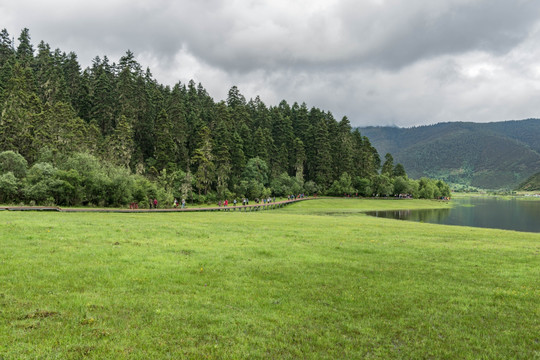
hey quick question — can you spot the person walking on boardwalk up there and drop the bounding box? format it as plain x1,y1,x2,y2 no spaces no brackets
181,198,186,209
233,199,237,206
153,198,158,209
224,199,228,206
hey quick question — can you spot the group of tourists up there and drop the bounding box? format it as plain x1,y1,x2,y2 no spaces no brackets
287,194,306,200
146,194,308,210
173,198,187,209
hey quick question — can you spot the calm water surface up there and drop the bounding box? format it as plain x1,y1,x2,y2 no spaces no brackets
366,197,540,233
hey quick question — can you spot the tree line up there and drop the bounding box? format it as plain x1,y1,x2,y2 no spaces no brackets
0,28,450,207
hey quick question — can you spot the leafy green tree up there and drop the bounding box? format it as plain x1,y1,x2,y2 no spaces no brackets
373,174,394,196
436,180,451,197
354,177,372,197
303,180,318,196
0,172,18,203
23,162,56,204
270,172,302,197
50,169,83,206
327,172,354,196
393,176,412,195
0,150,27,178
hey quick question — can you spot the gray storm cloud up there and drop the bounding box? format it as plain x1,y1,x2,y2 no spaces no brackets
2,0,540,126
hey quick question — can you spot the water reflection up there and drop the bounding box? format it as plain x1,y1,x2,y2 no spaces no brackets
366,198,540,233
368,208,451,223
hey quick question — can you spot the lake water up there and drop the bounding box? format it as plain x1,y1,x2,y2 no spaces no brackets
366,197,540,233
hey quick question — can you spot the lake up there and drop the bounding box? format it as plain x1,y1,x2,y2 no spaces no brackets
366,197,540,233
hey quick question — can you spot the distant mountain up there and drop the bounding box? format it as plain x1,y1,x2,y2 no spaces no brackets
518,172,540,191
358,119,540,189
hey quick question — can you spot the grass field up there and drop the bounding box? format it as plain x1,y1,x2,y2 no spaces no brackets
0,199,538,359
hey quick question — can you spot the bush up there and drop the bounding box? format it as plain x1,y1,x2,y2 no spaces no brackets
327,173,354,196
23,162,57,204
270,173,303,197
0,151,27,179
0,172,18,203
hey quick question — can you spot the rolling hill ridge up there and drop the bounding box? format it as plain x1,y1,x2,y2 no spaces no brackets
358,119,540,189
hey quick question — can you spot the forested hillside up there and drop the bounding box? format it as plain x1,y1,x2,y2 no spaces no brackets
359,120,540,189
518,172,540,191
0,28,449,206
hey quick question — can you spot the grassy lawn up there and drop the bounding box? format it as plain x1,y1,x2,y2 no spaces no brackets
0,199,538,359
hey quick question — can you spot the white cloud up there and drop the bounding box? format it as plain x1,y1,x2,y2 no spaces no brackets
2,0,540,127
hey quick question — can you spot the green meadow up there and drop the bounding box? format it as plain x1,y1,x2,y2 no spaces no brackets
0,199,538,359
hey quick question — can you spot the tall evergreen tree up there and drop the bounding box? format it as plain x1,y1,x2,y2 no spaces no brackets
154,109,176,171
381,153,394,177
313,118,333,188
0,28,15,67
293,137,306,182
90,70,115,134
167,83,189,170
191,125,215,195
16,28,33,66
107,114,134,168
0,62,41,160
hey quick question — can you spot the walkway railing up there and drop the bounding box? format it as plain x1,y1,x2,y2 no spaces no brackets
0,197,313,213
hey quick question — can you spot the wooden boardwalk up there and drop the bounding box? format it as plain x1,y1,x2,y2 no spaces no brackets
0,198,312,213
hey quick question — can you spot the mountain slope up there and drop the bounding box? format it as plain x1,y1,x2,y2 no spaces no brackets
518,172,540,191
359,119,540,189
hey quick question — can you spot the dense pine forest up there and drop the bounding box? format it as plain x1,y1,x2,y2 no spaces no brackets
0,28,449,207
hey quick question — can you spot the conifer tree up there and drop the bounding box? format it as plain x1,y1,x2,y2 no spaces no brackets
229,130,246,181
0,62,41,161
382,153,394,177
168,83,189,169
154,109,176,171
107,114,134,168
293,137,306,182
191,125,215,195
0,28,14,68
313,118,333,188
90,70,115,134
16,28,34,67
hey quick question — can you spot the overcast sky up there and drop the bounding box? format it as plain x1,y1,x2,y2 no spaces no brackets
3,0,540,127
